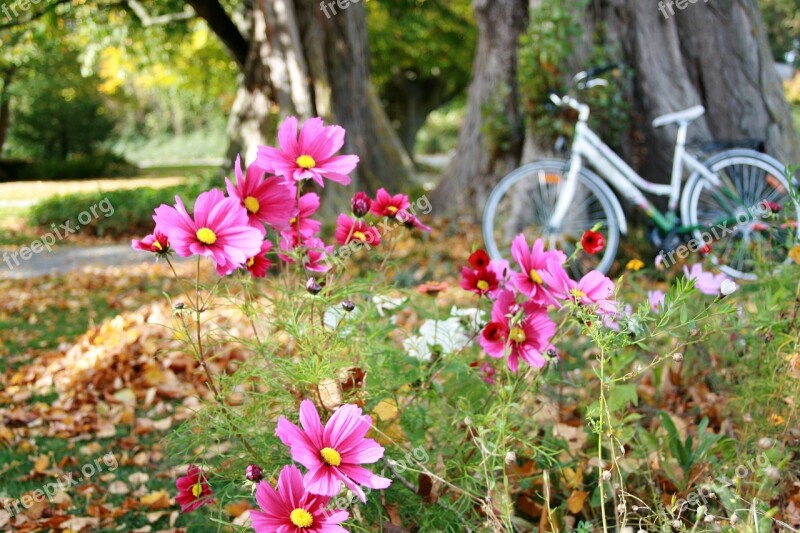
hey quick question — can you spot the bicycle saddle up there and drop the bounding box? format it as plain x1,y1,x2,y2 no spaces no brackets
652,105,705,128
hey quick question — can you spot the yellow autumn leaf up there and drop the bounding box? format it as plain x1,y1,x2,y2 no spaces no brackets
789,245,800,265
33,455,49,473
566,490,589,513
140,490,171,510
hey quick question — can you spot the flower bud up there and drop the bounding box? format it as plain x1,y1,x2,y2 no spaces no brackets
342,300,355,312
245,463,263,482
306,277,322,295
351,192,372,218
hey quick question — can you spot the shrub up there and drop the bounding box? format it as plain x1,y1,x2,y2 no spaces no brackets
28,176,214,238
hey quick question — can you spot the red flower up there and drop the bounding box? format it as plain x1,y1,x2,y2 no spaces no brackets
460,267,498,296
351,192,372,218
175,465,213,513
700,243,711,255
245,241,273,278
335,214,381,246
370,188,410,218
468,249,490,269
767,201,782,213
131,231,170,254
581,230,605,255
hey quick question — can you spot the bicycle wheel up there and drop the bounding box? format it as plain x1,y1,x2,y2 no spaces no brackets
482,160,622,278
681,149,799,280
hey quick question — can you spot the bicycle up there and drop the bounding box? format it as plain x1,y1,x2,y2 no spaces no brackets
482,65,799,280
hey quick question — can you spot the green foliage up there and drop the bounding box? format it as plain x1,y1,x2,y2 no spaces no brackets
759,0,800,63
26,152,137,180
517,1,630,151
367,0,475,100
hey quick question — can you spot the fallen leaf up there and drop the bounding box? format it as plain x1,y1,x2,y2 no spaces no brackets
566,490,589,513
139,490,171,510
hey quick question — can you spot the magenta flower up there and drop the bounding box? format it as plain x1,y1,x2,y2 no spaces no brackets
370,188,410,218
683,264,730,296
285,192,322,240
153,189,264,276
225,155,297,235
397,210,432,233
510,234,566,305
351,192,372,218
478,290,557,372
250,465,349,533
246,241,273,278
276,400,391,502
257,117,359,187
175,465,213,513
335,214,381,247
131,230,169,254
303,237,334,273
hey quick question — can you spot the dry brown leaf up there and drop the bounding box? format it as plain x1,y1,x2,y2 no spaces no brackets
139,490,171,510
566,490,589,514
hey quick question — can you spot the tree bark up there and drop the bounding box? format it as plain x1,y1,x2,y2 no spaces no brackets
203,0,412,194
431,0,529,215
583,0,799,180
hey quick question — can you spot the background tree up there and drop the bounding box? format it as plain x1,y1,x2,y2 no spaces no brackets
431,0,529,213
436,0,800,215
367,0,475,155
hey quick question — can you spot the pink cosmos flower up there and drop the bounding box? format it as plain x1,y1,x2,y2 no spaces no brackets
335,214,381,247
683,264,730,296
303,237,335,273
175,465,213,513
257,117,359,187
470,361,496,385
225,155,297,235
648,289,666,312
153,189,264,276
246,241,273,278
276,400,391,502
284,192,322,240
351,192,372,218
478,290,557,372
397,210,432,233
370,188,410,218
132,230,169,254
510,234,567,305
250,465,349,533
546,269,618,315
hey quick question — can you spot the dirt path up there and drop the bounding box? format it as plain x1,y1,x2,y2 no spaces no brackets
0,244,161,279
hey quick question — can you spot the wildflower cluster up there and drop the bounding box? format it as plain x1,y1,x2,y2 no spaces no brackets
133,116,432,532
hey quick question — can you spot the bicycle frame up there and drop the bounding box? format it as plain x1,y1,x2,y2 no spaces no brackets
548,113,723,234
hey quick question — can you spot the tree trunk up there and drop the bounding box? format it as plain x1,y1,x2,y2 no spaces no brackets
431,0,529,215
216,0,412,194
583,0,799,181
438,0,799,216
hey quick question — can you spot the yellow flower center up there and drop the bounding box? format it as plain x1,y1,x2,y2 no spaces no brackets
509,327,526,343
290,508,314,528
191,482,203,498
320,447,342,467
570,288,587,299
476,280,489,291
296,155,316,169
387,206,398,214
247,257,255,267
244,196,260,214
529,269,543,284
153,241,162,251
290,217,297,225
196,227,217,245
353,231,367,242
